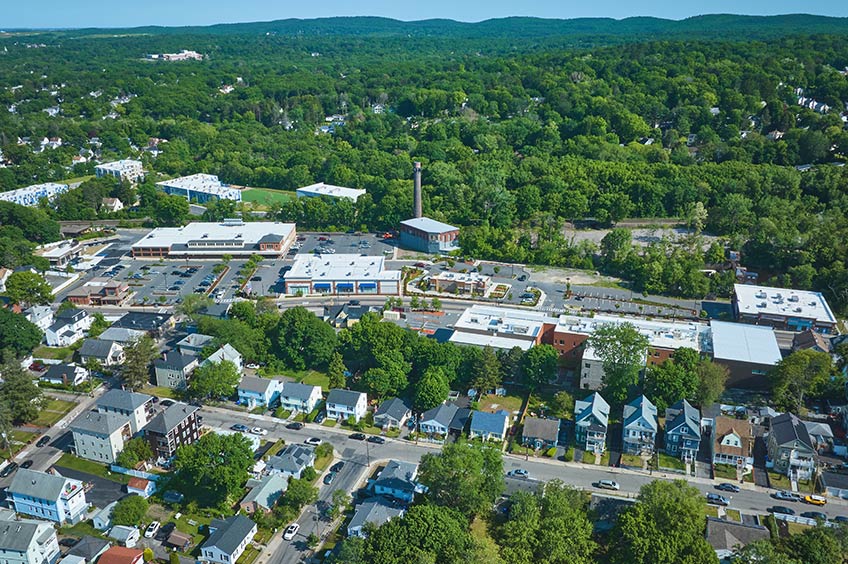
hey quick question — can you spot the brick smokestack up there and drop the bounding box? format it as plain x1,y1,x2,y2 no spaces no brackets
413,161,423,218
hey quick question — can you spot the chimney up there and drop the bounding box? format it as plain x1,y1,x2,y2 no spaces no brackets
413,162,423,218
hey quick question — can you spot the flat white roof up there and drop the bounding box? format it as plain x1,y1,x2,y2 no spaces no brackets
157,174,241,200
132,221,295,252
36,240,82,259
448,331,534,351
95,159,142,172
710,320,782,366
431,271,491,283
0,183,69,205
453,305,556,341
555,313,711,352
284,254,400,283
296,182,365,202
400,216,458,234
734,284,836,324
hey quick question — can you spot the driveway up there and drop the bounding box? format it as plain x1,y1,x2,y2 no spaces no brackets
51,466,128,508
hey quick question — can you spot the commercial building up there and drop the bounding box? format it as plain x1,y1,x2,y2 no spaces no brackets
732,284,837,333
131,220,295,259
428,271,491,295
0,183,69,207
157,174,241,203
710,321,782,389
295,182,365,202
399,217,459,254
66,278,131,306
35,240,83,268
8,469,88,525
283,254,401,296
95,160,144,183
70,411,132,464
449,305,557,351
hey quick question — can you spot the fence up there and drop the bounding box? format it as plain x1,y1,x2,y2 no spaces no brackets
773,512,836,528
109,465,161,481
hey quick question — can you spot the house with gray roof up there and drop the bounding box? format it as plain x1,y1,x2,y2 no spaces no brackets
202,343,243,373
277,382,322,414
79,339,124,366
705,517,770,562
347,498,405,538
153,351,198,389
522,416,561,450
96,327,146,346
767,412,817,480
326,389,367,422
112,312,173,337
92,501,117,531
469,410,510,442
574,392,609,454
71,411,132,463
24,305,53,332
0,510,60,564
237,376,284,409
96,389,154,433
664,399,701,460
419,403,459,436
200,515,256,564
622,395,658,456
45,309,91,347
267,444,315,479
373,460,423,502
176,333,215,356
67,536,110,562
8,469,88,524
143,403,200,460
373,397,411,430
40,363,88,387
239,474,287,515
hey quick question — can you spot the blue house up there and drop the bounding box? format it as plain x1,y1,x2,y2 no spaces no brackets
574,392,609,454
622,395,658,456
373,460,424,502
664,399,701,460
237,376,284,409
469,410,510,442
8,469,88,524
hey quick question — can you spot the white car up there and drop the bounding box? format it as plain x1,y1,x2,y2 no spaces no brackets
304,437,322,446
283,523,300,541
245,363,259,370
144,521,160,538
596,480,620,491
250,427,268,436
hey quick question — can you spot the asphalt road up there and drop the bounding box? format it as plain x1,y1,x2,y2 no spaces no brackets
200,406,848,564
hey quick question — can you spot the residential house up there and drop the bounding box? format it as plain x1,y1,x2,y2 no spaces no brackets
705,517,770,563
101,198,124,213
574,393,610,455
239,474,287,515
326,389,367,422
791,329,833,354
373,460,422,503
449,407,472,435
346,498,405,539
199,516,257,564
79,339,124,367
66,536,110,562
111,312,174,338
126,478,155,499
0,268,11,293
96,327,146,346
803,420,834,453
0,510,60,564
24,305,53,332
521,417,560,451
589,494,637,533
469,410,510,442
40,364,88,386
70,411,132,464
105,528,139,550
237,376,284,409
267,444,315,479
45,309,91,347
322,303,375,328
176,333,215,356
202,344,243,373
153,351,198,389
165,531,193,552
419,403,459,436
713,416,754,467
92,502,116,531
277,382,323,415
373,398,412,430
767,412,817,480
8,468,88,524
144,402,200,460
621,395,658,456
664,400,701,460
96,389,154,434
97,547,142,564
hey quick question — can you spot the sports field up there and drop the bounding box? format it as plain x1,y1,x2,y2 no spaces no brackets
241,187,295,207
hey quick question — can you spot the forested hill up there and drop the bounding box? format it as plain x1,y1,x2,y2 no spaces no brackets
27,14,848,42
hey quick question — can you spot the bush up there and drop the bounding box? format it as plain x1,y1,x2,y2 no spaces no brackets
545,447,557,457
301,467,318,482
315,442,334,459
562,448,574,462
143,548,154,562
112,494,148,526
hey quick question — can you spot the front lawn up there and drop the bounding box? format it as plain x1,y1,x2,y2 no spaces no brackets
60,521,104,539
768,472,813,493
321,419,337,427
705,505,719,518
657,453,686,471
143,385,179,399
314,452,333,472
725,509,742,522
236,546,260,564
0,430,38,459
33,345,74,361
713,464,739,481
582,450,610,466
32,399,77,427
55,453,130,484
620,453,647,468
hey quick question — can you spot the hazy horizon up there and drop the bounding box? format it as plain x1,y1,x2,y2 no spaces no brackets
3,1,848,30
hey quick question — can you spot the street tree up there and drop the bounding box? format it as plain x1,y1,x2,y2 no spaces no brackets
121,335,156,390
3,271,53,306
587,323,649,406
282,477,319,510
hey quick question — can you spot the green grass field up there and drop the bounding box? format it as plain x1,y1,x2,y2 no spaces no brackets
242,188,295,207
55,453,130,484
32,399,77,427
33,345,75,361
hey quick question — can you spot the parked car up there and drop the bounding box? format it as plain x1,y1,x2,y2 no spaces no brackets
144,522,160,539
507,469,529,478
58,538,78,547
250,427,268,436
518,274,528,281
20,460,33,469
770,506,796,515
803,495,827,506
231,424,249,432
706,493,730,506
331,461,345,473
161,400,175,408
367,436,386,444
800,511,827,520
313,412,326,424
834,516,848,524
323,472,336,485
286,422,304,430
773,490,801,502
595,480,619,491
36,435,50,447
0,463,17,477
715,483,740,493
349,433,366,441
283,524,299,541
304,437,322,446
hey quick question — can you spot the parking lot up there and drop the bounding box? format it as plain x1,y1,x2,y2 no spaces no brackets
97,260,238,306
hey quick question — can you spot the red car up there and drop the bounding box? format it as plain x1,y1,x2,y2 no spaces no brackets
318,236,328,241
29,361,46,372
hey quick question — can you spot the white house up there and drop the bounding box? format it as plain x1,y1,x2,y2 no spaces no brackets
277,382,323,414
468,410,510,442
24,305,53,332
8,469,88,524
92,501,117,531
373,460,423,502
237,376,285,409
326,389,368,422
0,509,60,564
45,309,91,347
70,411,132,464
79,339,125,367
199,516,257,564
40,364,89,386
266,445,315,479
202,343,243,372
96,389,154,434
107,526,139,549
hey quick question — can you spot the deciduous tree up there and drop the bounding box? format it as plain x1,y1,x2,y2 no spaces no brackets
121,335,156,391
588,323,649,406
4,271,53,306
175,432,253,506
188,359,240,400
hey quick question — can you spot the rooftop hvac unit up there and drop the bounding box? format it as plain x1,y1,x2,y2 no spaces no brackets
788,295,799,302
757,302,767,308
794,307,803,313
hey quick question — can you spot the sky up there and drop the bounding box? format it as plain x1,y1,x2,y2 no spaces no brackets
3,0,848,29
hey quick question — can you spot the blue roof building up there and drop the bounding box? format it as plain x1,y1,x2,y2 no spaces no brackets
469,410,510,442
399,217,459,254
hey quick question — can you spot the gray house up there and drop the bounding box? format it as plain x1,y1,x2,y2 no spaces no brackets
622,395,658,456
71,411,132,464
574,392,609,454
373,398,412,430
267,444,315,478
373,460,423,502
176,333,215,356
96,389,154,434
347,498,405,539
767,412,817,480
79,339,124,367
419,403,459,436
153,351,198,389
522,417,561,450
664,399,701,460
